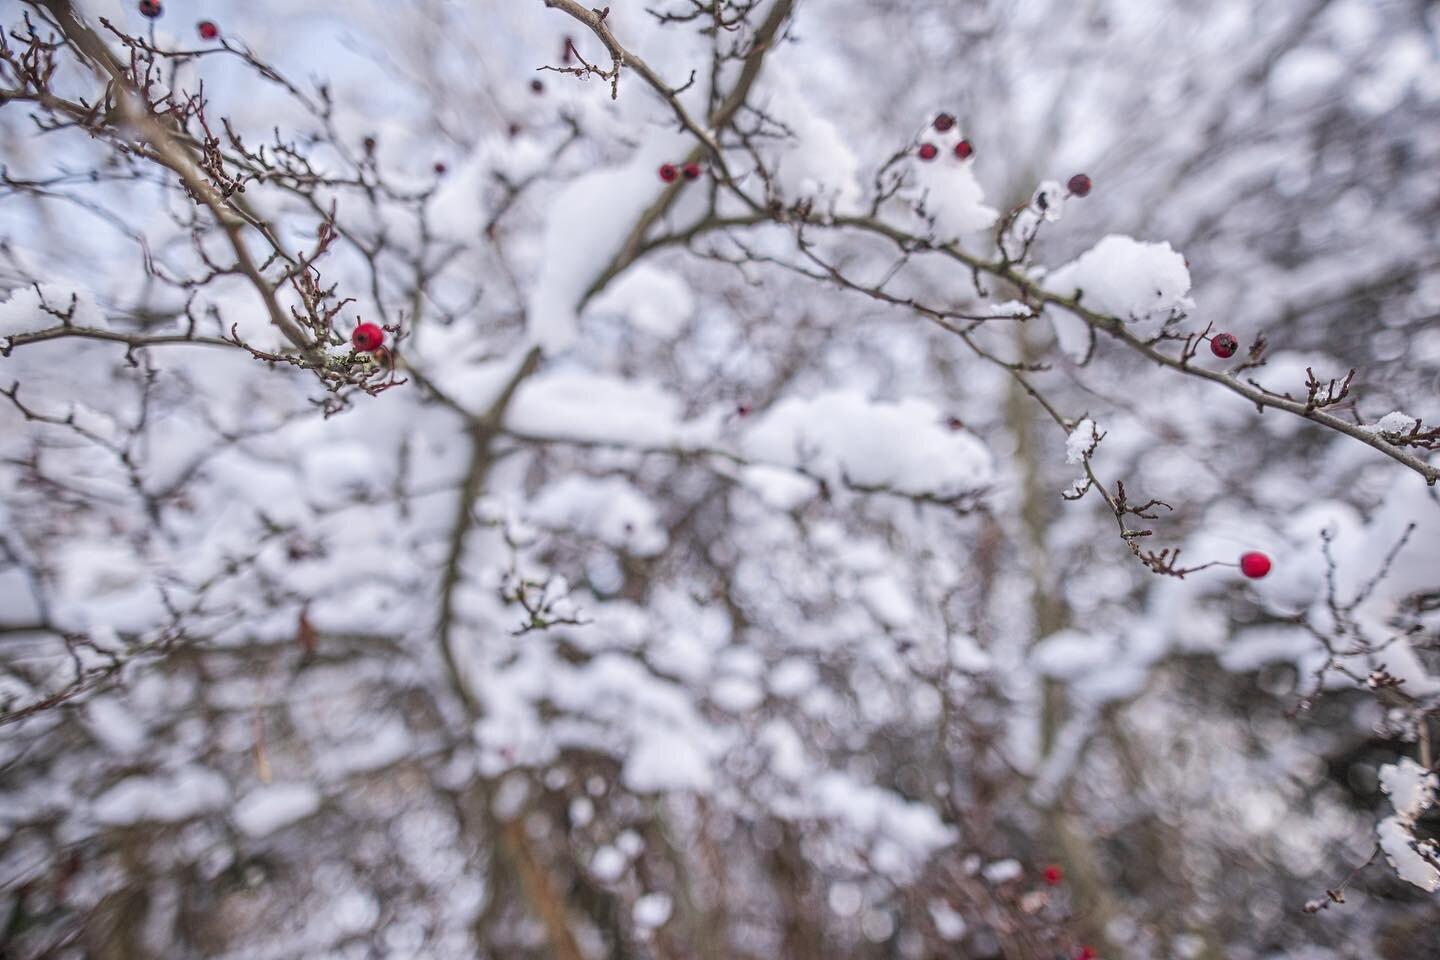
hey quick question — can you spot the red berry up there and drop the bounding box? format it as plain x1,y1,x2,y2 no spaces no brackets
1079,949,1097,960
933,113,956,132
1044,865,1063,886
138,0,162,18
1239,551,1272,579
433,162,447,175
530,78,545,94
352,322,384,353
945,416,964,431
736,403,753,418
197,20,219,40
1067,173,1092,197
918,143,939,161
1210,333,1238,358
954,139,974,160
682,162,702,181
658,163,679,183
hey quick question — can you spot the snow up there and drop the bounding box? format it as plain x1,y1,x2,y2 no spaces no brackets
981,859,1023,884
92,767,229,825
1065,418,1100,464
753,63,863,212
623,728,714,794
1377,815,1440,892
232,782,322,838
1031,629,1112,678
84,696,148,754
1270,48,1348,101
929,900,967,940
860,573,916,627
507,372,686,448
1366,411,1419,436
769,658,818,697
711,675,764,712
903,122,998,238
585,264,696,338
807,772,955,877
633,892,673,929
527,131,695,353
591,846,628,882
1044,235,1195,360
0,282,107,339
741,390,992,499
528,475,668,557
1379,757,1436,822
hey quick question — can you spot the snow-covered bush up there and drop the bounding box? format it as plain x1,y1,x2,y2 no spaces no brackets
1,0,1437,957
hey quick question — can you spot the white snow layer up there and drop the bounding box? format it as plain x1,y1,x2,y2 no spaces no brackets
1379,757,1436,822
1367,411,1419,436
1065,418,1100,464
1044,235,1194,361
905,124,998,238
1378,815,1440,892
1375,754,1437,890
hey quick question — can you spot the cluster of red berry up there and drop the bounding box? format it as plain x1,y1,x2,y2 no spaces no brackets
917,114,975,162
659,162,704,184
918,114,1092,200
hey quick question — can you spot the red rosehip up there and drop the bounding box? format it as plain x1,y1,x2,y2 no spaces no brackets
1239,551,1272,579
682,162,702,181
954,139,974,160
1210,333,1238,358
918,143,939,161
433,162,447,175
197,20,219,40
658,163,679,183
1044,865,1063,886
945,416,964,431
1079,949,1097,960
352,322,384,353
530,78,545,94
138,0,162,18
1067,173,1092,197
933,113,956,132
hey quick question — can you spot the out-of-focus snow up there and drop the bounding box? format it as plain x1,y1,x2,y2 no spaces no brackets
752,63,863,212
93,767,229,825
586,264,696,338
527,130,695,353
529,476,668,557
633,892,673,929
233,782,322,838
741,390,992,499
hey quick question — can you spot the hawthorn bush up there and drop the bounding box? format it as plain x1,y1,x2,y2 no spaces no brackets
1,1,1437,958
